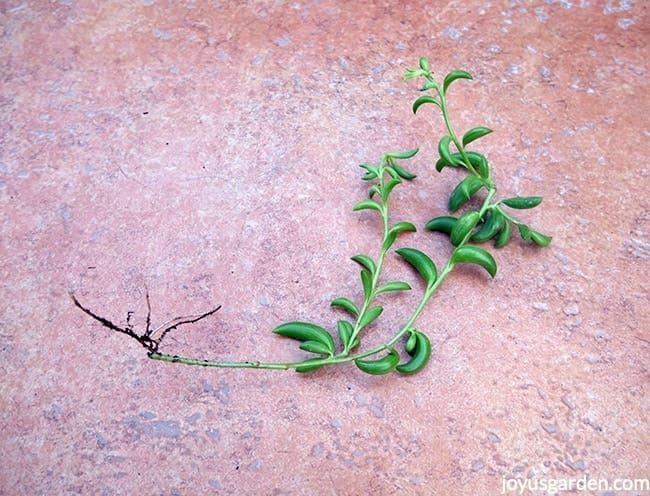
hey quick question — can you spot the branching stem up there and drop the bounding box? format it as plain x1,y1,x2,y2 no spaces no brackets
72,57,550,376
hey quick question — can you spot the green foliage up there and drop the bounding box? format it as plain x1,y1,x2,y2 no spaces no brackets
355,348,400,375
396,330,432,375
79,57,551,377
268,57,550,375
273,322,336,357
451,245,497,278
396,248,438,288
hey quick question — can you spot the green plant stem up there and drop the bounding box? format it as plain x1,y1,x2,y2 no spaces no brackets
341,186,497,360
150,74,500,372
348,228,390,347
494,204,525,228
148,183,497,371
347,75,502,360
344,159,391,355
149,156,402,370
76,58,550,376
426,76,480,178
149,353,292,369
149,340,394,369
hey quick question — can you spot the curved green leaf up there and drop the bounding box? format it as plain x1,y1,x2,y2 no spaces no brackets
273,322,336,353
383,221,417,251
530,231,552,247
396,247,438,287
462,126,493,147
518,224,552,246
435,156,460,173
405,330,418,354
421,79,436,91
443,69,473,94
359,163,379,180
337,320,353,347
351,254,376,275
425,215,457,234
435,151,489,177
449,176,485,212
403,68,425,82
438,135,458,166
360,269,373,300
471,209,505,242
390,162,417,180
358,305,383,330
368,185,381,199
376,281,411,294
451,245,497,278
355,348,400,375
299,340,333,356
412,95,441,114
396,330,432,375
330,297,359,317
390,221,417,237
353,200,381,213
386,148,419,160
502,196,543,209
385,166,400,180
450,211,481,246
494,220,512,248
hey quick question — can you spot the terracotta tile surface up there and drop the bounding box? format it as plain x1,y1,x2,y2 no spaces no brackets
1,1,648,495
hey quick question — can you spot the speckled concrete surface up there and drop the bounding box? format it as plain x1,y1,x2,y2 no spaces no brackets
1,1,648,495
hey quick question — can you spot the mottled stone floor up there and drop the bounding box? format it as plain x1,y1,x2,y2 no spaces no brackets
1,1,648,495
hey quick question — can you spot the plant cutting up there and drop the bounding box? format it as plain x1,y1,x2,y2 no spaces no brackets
72,57,551,376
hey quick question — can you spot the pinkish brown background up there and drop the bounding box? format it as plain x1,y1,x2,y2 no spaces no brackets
1,1,648,495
